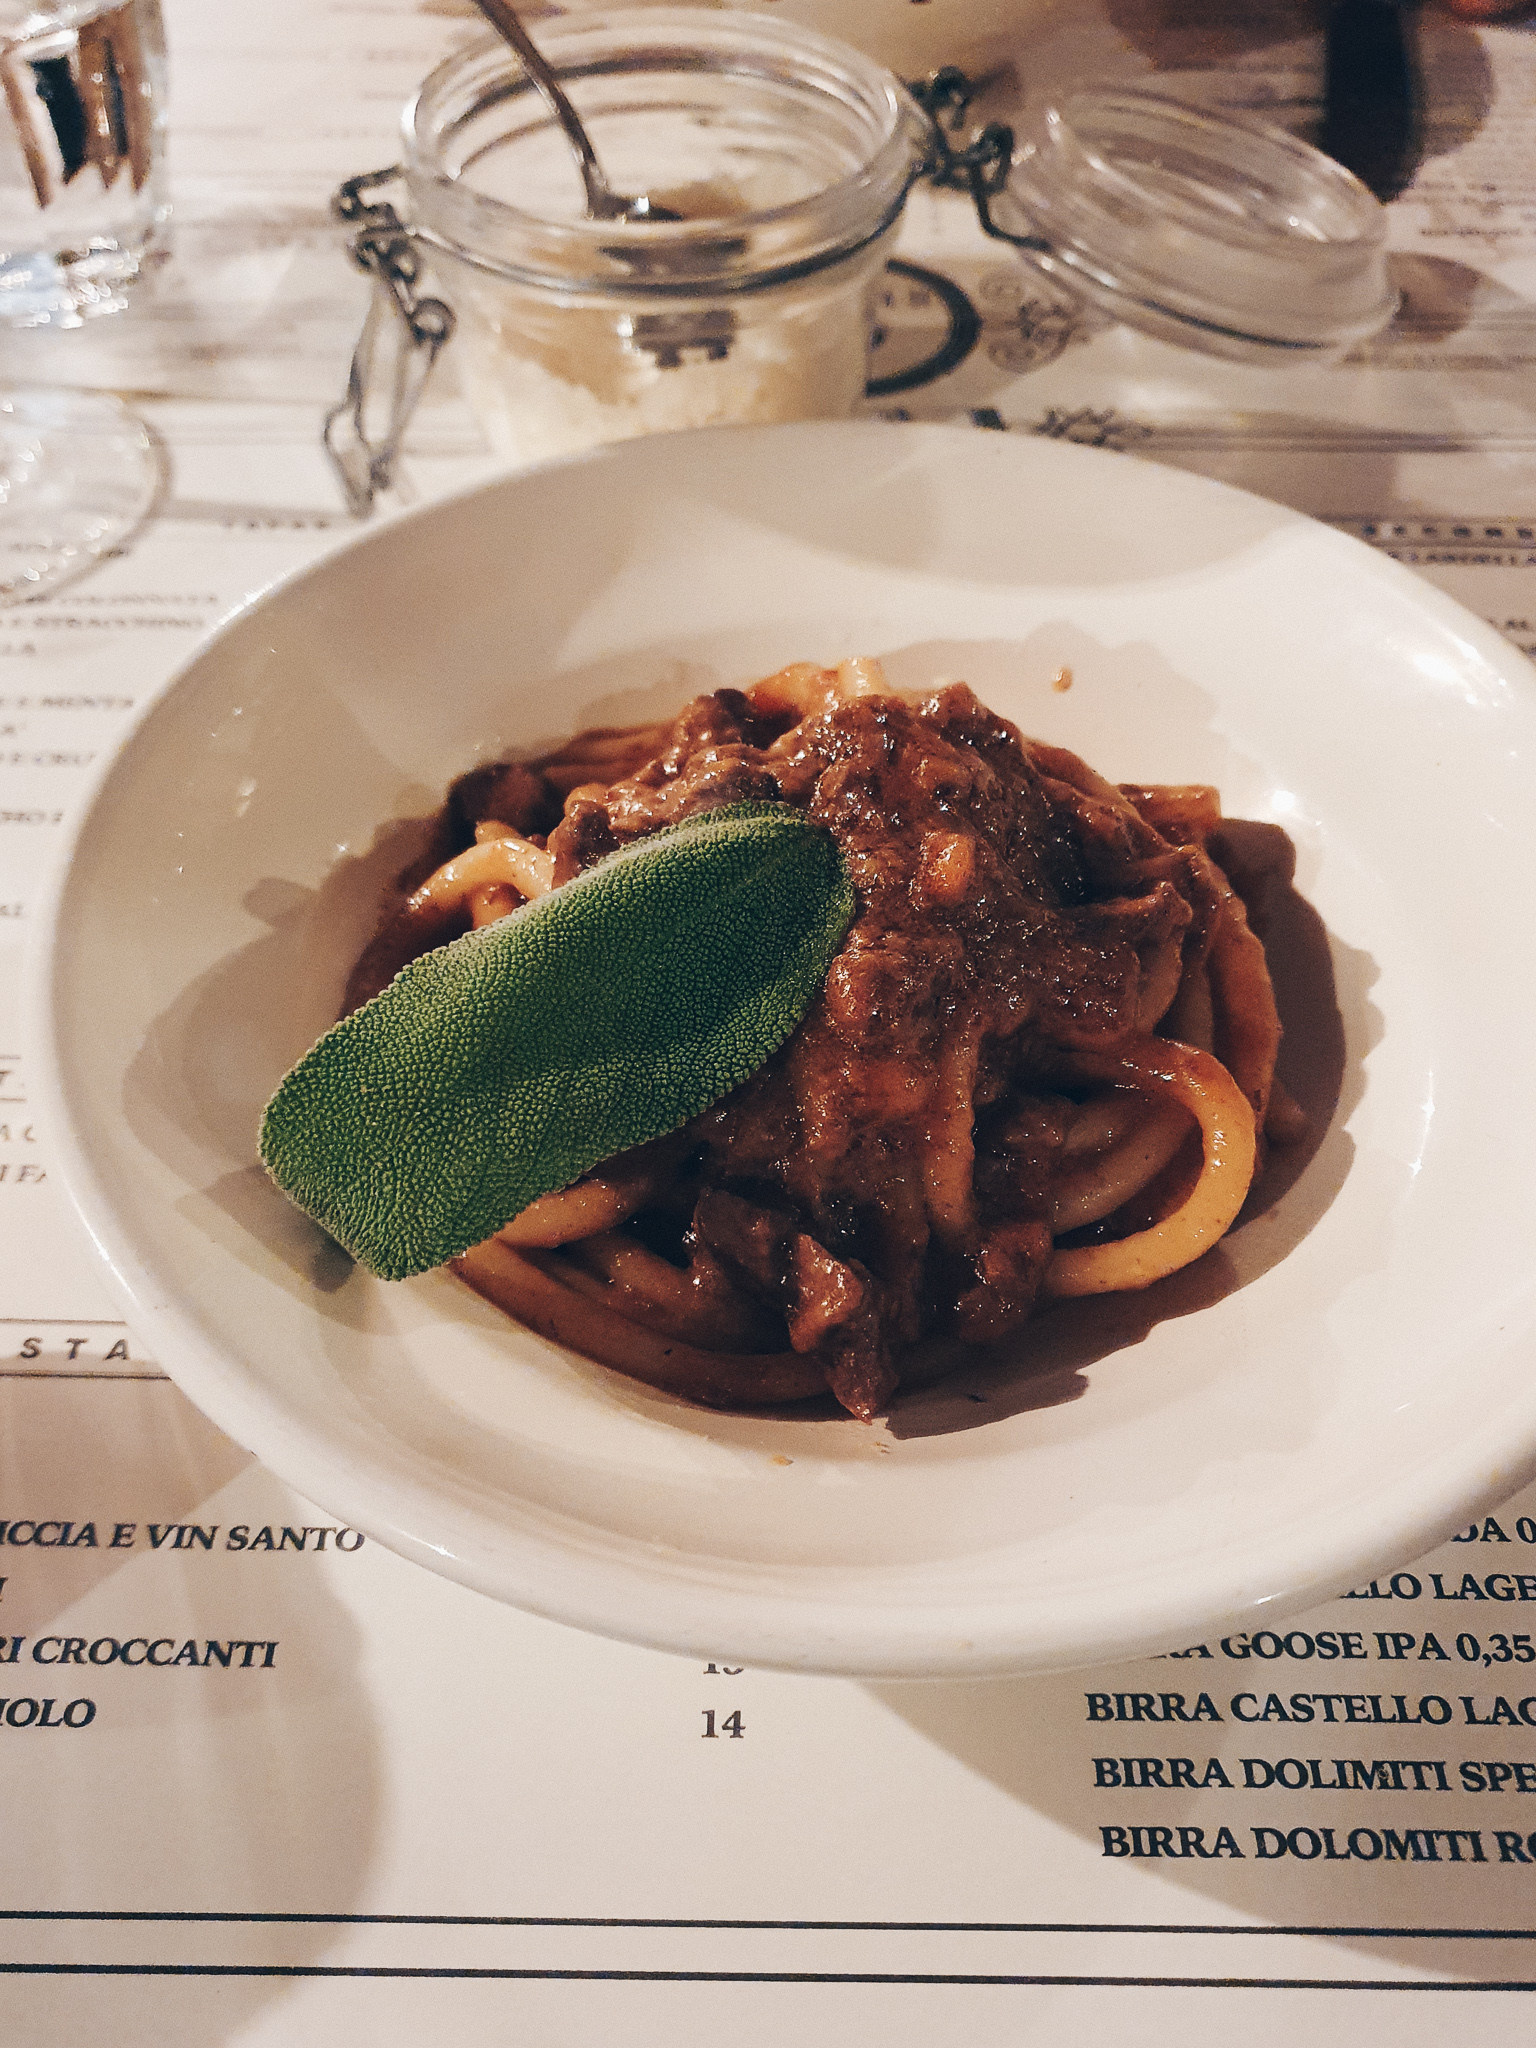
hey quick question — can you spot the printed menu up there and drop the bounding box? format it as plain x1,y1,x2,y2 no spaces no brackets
3,0,1536,2037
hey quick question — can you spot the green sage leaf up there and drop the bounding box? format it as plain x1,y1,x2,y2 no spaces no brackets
259,801,854,1280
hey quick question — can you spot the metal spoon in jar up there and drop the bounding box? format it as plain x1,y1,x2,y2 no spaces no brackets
468,0,683,223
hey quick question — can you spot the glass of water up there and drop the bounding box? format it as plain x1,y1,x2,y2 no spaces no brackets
0,0,168,325
0,0,166,598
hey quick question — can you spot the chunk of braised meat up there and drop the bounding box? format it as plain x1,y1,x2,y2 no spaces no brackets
546,797,618,883
693,1190,896,1420
596,696,786,839
1026,739,1225,974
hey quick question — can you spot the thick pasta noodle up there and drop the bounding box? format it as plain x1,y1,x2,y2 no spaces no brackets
347,662,1299,1420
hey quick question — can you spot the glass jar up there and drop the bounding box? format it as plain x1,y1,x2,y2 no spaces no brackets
400,8,929,466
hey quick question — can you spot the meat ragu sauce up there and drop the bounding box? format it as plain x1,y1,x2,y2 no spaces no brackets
347,664,1289,1420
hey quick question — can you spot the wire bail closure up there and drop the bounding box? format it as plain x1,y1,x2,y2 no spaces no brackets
324,168,457,518
909,67,1038,249
323,75,1016,516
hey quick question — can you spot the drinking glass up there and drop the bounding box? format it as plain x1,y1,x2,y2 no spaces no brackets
0,0,167,599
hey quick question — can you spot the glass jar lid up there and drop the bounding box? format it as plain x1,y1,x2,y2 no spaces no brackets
985,83,1396,362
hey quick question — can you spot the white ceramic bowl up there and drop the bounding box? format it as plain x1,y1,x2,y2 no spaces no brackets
30,422,1536,1676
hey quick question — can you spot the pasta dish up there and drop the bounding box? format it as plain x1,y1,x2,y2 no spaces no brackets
344,660,1299,1420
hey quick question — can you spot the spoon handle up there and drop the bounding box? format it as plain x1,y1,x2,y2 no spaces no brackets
468,0,623,219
